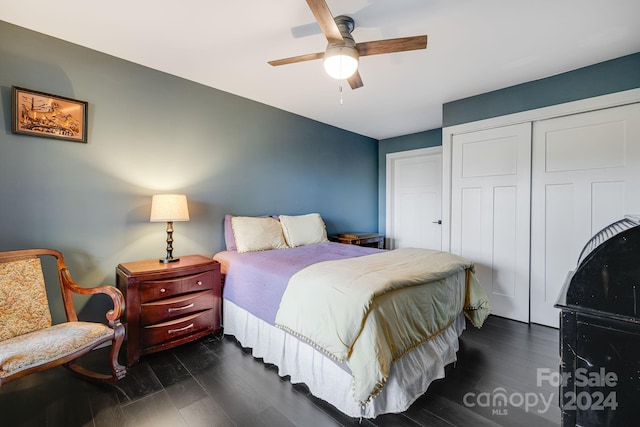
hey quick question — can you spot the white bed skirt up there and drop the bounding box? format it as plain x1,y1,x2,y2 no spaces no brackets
222,299,466,418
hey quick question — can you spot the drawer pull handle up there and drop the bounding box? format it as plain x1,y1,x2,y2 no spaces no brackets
168,303,194,313
196,280,203,286
160,288,166,293
168,323,194,334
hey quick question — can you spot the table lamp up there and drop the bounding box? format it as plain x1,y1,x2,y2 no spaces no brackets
150,194,190,263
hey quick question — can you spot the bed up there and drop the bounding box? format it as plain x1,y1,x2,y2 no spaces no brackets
213,213,489,418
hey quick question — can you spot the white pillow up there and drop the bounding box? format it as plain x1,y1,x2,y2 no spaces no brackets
279,213,329,247
231,216,289,253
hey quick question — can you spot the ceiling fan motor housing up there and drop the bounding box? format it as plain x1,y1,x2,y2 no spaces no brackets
324,15,359,79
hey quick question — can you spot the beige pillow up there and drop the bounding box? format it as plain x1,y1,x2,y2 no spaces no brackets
279,213,329,247
231,216,289,253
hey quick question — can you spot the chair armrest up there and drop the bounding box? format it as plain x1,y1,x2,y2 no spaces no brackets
60,268,125,325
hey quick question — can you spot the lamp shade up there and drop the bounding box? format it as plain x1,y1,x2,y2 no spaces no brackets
150,194,190,222
323,44,359,80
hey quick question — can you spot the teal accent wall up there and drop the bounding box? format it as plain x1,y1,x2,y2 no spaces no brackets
0,21,377,322
377,129,442,233
443,52,640,127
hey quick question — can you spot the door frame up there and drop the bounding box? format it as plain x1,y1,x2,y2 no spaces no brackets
442,88,640,252
386,146,443,250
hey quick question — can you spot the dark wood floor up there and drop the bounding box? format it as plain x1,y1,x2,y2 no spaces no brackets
0,315,560,427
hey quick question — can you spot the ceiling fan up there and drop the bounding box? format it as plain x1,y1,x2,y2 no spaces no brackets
268,0,428,90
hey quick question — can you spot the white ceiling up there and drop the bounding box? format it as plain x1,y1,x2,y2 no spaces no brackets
2,0,640,140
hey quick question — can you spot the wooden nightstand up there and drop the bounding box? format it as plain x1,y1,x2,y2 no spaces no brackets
116,255,221,366
329,233,385,249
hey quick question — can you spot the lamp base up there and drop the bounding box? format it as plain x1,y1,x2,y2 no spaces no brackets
159,221,180,264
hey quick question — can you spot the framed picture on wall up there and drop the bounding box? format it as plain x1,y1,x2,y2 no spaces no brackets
11,86,88,143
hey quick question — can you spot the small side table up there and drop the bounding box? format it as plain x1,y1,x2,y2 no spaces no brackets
116,255,221,366
329,233,385,249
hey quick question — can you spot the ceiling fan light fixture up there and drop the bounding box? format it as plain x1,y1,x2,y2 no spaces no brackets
323,44,359,80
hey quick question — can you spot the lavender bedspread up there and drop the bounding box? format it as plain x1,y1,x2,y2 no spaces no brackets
213,242,381,325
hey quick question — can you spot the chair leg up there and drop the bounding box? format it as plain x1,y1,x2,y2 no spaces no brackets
109,323,127,380
65,324,127,383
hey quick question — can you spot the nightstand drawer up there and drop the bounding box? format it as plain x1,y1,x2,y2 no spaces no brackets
142,309,214,348
140,277,181,302
182,270,215,294
140,270,214,303
140,290,215,325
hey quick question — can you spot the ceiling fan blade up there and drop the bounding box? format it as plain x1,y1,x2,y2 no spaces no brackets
305,0,344,44
268,52,324,67
347,70,364,90
356,35,428,57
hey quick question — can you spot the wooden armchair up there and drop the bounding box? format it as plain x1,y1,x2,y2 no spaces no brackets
0,249,126,385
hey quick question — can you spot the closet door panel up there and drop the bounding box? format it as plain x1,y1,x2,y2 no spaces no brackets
543,183,579,321
493,186,518,298
459,187,487,285
451,123,532,323
591,181,625,230
531,103,640,327
545,120,626,172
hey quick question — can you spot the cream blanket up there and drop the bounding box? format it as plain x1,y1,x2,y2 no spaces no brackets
274,248,490,405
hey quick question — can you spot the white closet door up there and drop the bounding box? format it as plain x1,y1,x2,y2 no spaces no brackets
531,103,640,328
386,147,442,250
451,123,532,323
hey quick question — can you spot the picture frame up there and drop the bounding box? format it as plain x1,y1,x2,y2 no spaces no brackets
11,86,88,143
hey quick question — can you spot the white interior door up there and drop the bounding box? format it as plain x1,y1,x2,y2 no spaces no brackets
450,123,532,323
530,102,640,328
386,147,442,250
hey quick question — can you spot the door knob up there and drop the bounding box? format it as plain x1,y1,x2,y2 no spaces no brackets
432,220,442,225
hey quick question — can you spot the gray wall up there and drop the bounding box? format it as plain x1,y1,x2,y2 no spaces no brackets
0,21,378,322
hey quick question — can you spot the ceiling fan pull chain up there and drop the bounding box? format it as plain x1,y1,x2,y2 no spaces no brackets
339,80,344,105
